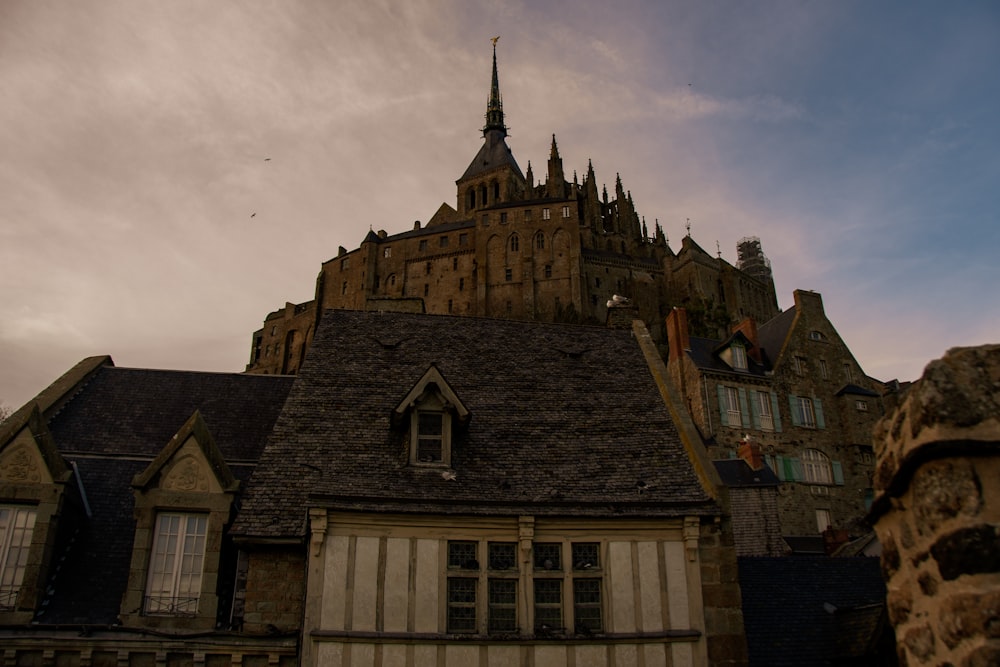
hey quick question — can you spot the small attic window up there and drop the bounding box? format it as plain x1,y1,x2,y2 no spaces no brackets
809,331,826,341
731,343,748,371
395,366,470,468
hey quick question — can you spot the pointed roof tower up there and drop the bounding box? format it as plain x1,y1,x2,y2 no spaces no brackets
458,38,524,189
484,37,507,137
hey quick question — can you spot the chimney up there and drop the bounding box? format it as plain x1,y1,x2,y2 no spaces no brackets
737,435,764,471
605,301,639,329
665,308,690,361
732,317,761,363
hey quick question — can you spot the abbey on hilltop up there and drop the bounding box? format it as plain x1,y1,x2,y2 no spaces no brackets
245,43,780,376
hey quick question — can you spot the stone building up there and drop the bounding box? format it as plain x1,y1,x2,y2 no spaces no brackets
871,345,1000,667
1,311,749,667
0,358,298,665
666,289,884,539
245,44,779,376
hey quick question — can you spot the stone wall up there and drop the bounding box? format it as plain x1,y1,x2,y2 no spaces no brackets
243,548,305,634
871,345,1000,667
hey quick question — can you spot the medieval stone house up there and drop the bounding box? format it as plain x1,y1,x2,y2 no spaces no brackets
245,45,779,377
1,311,749,666
665,289,883,541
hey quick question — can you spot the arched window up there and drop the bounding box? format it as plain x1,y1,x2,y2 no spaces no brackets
467,188,476,210
493,181,500,201
802,449,832,484
510,235,520,252
535,232,545,250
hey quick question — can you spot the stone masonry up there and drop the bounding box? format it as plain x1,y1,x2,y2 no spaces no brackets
871,345,1000,667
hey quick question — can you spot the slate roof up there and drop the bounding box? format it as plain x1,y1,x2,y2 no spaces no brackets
36,366,294,624
234,310,719,539
712,459,780,487
685,336,770,377
738,557,888,667
460,133,524,181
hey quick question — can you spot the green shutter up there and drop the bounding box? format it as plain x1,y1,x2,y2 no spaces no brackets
765,454,776,472
789,395,802,426
717,385,728,426
774,456,786,481
790,458,803,482
737,388,751,428
770,391,783,432
782,456,796,481
832,461,844,485
814,398,826,429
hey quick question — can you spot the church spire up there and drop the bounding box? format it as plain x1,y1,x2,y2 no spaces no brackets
483,37,507,137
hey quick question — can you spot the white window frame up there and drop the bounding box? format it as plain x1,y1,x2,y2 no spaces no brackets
542,208,551,220
0,506,36,611
856,400,868,412
801,449,832,484
561,206,570,218
414,408,447,464
755,391,774,431
724,387,742,425
816,509,832,534
731,344,747,371
796,397,816,428
144,512,208,616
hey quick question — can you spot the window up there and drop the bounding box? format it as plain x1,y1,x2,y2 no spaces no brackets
542,208,551,220
754,391,775,430
440,236,449,248
488,579,517,632
809,331,825,341
534,543,561,571
789,395,823,429
453,257,458,271
416,411,443,462
731,344,747,370
843,363,854,382
423,284,429,297
425,262,431,276
500,212,508,224
536,232,545,250
459,277,465,291
505,268,512,281
384,247,391,258
718,386,750,428
419,240,428,251
573,579,602,632
482,214,489,226
341,282,347,295
0,506,36,611
524,209,532,221
544,265,552,279
448,299,453,313
145,513,207,616
341,258,350,270
793,355,806,375
595,277,601,288
510,235,519,252
816,509,832,534
801,449,832,484
819,359,829,379
448,578,477,633
856,400,869,411
534,579,562,630
459,233,468,246
561,206,570,218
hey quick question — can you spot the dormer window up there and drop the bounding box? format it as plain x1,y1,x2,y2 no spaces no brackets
731,343,748,371
415,408,445,463
395,366,470,468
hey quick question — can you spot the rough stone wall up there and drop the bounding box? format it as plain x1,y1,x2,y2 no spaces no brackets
872,345,1000,667
728,487,787,557
243,548,305,634
699,517,750,666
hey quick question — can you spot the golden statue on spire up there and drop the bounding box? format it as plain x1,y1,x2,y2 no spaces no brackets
491,36,500,45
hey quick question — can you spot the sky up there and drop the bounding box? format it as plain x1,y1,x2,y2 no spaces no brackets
2,0,998,410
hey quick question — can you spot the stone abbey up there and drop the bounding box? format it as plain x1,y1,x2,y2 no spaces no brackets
245,44,780,375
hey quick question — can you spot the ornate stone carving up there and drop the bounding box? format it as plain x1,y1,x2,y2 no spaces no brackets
0,444,42,483
162,455,209,492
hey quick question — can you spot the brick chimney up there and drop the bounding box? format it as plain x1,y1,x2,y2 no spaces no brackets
732,317,761,364
665,307,690,361
737,435,764,471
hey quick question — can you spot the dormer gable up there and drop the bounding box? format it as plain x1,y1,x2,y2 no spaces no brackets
715,332,757,373
132,410,237,494
0,405,71,487
393,365,469,467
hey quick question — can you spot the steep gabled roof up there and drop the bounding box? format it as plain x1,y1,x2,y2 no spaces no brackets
35,366,294,624
234,310,720,539
459,133,524,181
757,305,796,365
686,336,770,377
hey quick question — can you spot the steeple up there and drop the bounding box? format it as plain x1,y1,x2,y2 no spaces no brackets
483,37,507,137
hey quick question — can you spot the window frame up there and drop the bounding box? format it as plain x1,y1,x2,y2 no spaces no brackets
144,512,208,617
801,449,832,484
0,506,37,612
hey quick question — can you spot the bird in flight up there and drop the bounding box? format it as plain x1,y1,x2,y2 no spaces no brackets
250,212,256,218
